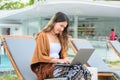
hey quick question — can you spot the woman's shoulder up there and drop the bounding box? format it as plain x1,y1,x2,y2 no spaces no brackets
36,31,46,38
37,31,46,36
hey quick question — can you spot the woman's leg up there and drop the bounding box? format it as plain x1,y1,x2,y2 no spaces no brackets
53,65,70,78
67,65,91,80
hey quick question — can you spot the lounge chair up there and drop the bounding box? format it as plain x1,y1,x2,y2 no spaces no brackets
1,35,67,80
107,40,120,58
69,38,94,55
88,52,120,80
68,38,91,54
69,39,120,80
1,35,37,80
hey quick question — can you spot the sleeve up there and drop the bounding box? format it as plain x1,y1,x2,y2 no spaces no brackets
31,32,53,65
37,34,53,61
30,32,53,74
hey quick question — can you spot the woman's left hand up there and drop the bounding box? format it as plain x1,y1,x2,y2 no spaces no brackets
63,57,72,64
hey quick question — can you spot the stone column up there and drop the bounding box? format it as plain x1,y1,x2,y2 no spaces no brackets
73,16,78,38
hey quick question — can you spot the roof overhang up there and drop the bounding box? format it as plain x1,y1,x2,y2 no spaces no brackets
0,0,120,21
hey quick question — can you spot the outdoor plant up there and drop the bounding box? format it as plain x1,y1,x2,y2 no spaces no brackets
0,1,25,10
0,74,19,80
0,0,35,10
109,60,120,65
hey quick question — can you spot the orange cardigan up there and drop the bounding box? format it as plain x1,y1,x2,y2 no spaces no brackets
31,31,68,73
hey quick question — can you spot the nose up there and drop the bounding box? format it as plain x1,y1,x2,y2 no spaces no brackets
60,27,64,32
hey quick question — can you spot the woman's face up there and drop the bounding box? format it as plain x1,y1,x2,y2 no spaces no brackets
53,21,67,34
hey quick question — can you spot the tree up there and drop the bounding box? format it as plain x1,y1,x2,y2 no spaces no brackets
0,0,2,2
0,1,25,10
29,0,34,5
0,0,35,10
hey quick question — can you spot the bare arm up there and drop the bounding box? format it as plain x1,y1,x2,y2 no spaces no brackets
50,57,72,64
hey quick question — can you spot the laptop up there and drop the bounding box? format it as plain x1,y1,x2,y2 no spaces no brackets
54,48,95,66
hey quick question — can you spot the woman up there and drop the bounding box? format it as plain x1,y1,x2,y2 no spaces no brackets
109,28,115,40
31,12,91,80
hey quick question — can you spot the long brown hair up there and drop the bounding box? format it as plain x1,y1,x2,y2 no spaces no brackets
39,12,69,56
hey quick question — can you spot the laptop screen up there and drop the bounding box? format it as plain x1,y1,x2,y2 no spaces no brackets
71,48,95,65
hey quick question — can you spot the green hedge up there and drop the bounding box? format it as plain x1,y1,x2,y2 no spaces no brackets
0,74,18,80
0,0,35,10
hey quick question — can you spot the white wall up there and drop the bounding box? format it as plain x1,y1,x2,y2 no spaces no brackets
10,27,22,35
0,24,22,35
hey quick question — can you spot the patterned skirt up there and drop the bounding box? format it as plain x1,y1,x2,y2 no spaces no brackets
53,64,91,80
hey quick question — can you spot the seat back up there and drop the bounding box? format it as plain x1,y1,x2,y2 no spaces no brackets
70,39,120,79
109,41,120,57
88,52,110,72
72,40,94,50
69,39,94,54
2,37,37,80
70,39,110,71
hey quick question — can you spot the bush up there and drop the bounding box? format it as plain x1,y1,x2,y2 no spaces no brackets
0,74,19,80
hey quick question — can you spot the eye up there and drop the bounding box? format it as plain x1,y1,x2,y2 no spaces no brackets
61,25,65,28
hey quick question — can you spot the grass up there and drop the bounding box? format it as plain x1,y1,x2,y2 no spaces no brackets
106,60,120,69
103,59,120,65
109,60,120,65
0,74,19,80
